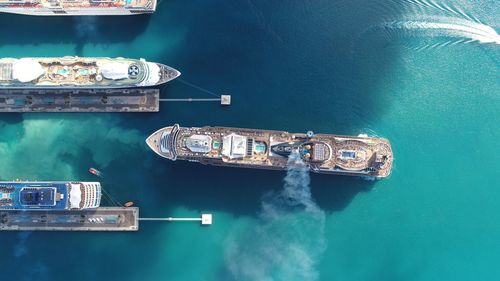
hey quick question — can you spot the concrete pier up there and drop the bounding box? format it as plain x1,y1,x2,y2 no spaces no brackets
0,88,159,112
0,207,139,231
139,213,213,225
159,95,231,106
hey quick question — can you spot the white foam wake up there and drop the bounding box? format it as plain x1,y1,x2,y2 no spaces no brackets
386,19,500,44
225,152,327,281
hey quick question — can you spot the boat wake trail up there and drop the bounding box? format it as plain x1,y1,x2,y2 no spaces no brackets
354,0,500,51
225,152,327,281
381,18,500,45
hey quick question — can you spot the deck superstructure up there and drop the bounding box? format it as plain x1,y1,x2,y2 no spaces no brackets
0,181,101,210
0,0,156,16
0,57,179,89
146,125,393,179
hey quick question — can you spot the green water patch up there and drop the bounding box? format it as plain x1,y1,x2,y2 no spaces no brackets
0,115,144,181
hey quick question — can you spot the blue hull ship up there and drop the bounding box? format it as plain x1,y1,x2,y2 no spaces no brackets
0,181,101,210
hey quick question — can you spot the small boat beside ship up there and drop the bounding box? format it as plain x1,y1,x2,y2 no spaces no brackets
146,124,393,179
0,0,156,16
0,181,102,210
0,56,180,89
89,168,102,177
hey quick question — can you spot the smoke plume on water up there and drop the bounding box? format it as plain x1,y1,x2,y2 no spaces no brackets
225,152,327,281
74,17,99,39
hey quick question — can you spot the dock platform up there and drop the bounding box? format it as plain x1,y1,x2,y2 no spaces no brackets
0,89,159,112
0,207,139,231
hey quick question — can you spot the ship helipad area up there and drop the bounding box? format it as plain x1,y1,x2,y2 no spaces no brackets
0,207,138,231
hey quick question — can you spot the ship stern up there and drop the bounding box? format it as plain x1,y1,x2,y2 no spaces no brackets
374,138,393,179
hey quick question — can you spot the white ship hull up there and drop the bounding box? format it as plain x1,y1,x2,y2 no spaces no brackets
0,56,180,89
0,7,154,15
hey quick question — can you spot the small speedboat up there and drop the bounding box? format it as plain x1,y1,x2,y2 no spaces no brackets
88,168,102,177
124,201,134,207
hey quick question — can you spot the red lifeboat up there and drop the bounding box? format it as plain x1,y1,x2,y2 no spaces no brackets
124,201,134,207
88,168,102,177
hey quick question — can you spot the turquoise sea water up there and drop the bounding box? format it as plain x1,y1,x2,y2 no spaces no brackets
0,0,499,280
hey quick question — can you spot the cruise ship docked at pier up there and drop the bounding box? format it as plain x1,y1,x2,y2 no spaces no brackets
0,181,101,210
0,57,179,89
146,125,393,179
0,0,156,16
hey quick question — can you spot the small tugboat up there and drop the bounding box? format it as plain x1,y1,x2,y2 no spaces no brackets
124,201,134,207
88,168,102,177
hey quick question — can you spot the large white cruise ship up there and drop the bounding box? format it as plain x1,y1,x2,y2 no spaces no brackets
146,125,393,179
0,0,156,16
0,56,180,89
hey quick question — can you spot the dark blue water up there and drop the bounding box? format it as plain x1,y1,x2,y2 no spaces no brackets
0,0,499,280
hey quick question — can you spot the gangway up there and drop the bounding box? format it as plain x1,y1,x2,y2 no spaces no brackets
159,95,231,106
139,213,213,225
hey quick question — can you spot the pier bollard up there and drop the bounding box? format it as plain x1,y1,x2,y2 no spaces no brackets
201,214,213,225
220,95,231,106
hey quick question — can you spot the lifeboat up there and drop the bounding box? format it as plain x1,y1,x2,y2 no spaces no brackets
124,201,134,207
88,168,102,177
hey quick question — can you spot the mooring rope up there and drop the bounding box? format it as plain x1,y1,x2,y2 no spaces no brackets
176,78,221,98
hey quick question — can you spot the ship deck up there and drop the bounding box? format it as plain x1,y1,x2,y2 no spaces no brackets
0,0,156,13
0,88,159,112
0,207,138,231
164,126,393,178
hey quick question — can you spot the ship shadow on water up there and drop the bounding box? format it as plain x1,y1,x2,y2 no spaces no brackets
36,138,375,215
139,156,375,215
0,114,24,125
0,15,151,55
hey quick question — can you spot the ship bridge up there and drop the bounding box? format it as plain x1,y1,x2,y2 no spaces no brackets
20,187,58,207
0,182,68,210
68,182,101,209
221,133,247,159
